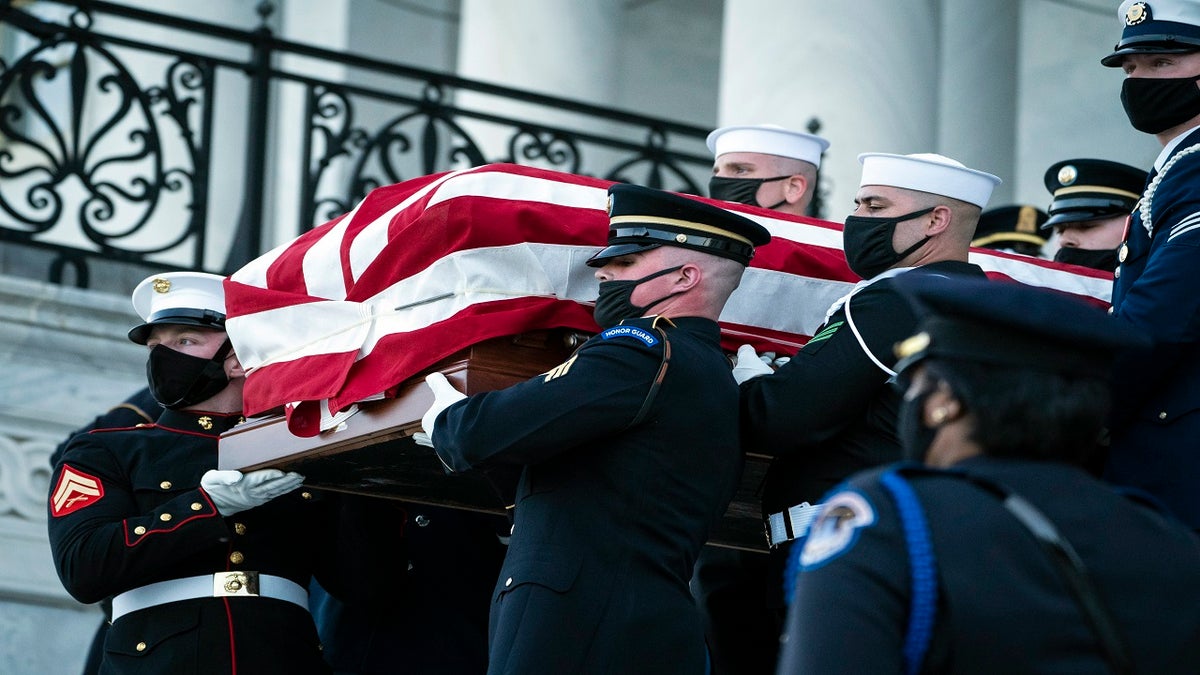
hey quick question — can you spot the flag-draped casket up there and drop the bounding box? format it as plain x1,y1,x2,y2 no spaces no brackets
218,163,1114,549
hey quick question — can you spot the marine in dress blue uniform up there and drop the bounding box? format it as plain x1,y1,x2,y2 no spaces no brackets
737,153,998,662
1100,0,1200,529
778,276,1200,674
420,183,771,674
48,272,400,674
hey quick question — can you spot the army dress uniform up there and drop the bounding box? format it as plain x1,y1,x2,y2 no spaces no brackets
740,260,986,604
1104,124,1200,529
48,409,339,674
778,458,1200,673
432,315,742,675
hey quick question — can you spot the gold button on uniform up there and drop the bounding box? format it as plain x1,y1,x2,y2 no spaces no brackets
301,492,313,500
190,502,203,511
230,551,244,564
234,523,247,535
1159,411,1168,420
134,526,146,535
159,481,172,490
159,513,172,522
136,642,147,652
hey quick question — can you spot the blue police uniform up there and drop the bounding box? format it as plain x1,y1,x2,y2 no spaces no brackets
778,458,1200,674
432,315,741,674
1105,125,1200,529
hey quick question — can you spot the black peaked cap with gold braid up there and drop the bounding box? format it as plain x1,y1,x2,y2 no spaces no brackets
1042,158,1146,229
587,183,772,267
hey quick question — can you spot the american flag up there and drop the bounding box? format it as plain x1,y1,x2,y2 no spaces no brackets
225,163,1113,436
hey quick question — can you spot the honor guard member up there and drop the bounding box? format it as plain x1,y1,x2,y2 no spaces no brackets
700,121,829,674
48,272,398,674
1042,158,1145,272
778,276,1200,674
415,183,770,675
708,123,830,217
1101,0,1200,529
970,205,1049,258
736,153,997,666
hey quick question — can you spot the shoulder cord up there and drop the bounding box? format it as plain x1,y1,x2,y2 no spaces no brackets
880,468,939,675
1140,142,1200,237
624,317,673,429
844,295,897,377
887,466,1135,675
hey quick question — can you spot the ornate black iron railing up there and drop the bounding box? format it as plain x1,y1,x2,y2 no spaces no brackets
0,0,823,290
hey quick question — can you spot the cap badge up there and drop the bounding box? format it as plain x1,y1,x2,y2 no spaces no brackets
1125,2,1148,26
1057,165,1078,186
1017,206,1037,233
606,195,613,217
152,278,172,294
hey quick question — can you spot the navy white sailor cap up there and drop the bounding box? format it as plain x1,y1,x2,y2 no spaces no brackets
706,124,831,168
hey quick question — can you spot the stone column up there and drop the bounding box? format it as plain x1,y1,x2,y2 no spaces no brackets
717,1,941,220
937,0,1019,205
455,0,624,165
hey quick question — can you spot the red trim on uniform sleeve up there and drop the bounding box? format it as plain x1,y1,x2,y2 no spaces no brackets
51,465,105,517
122,491,221,547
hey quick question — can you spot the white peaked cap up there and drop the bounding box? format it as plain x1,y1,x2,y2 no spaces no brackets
707,124,831,168
128,271,228,344
857,152,1002,208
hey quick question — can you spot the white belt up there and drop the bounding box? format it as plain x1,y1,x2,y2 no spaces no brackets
111,572,309,621
765,502,823,548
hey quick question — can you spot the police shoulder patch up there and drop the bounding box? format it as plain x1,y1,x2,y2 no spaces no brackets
799,489,876,569
599,325,659,347
51,465,105,517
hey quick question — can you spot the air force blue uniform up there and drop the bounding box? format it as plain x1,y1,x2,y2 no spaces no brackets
1107,125,1200,529
432,316,741,675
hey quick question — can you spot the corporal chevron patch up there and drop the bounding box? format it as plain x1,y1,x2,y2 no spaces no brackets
51,465,105,517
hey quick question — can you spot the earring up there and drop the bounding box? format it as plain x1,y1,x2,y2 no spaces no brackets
930,407,950,425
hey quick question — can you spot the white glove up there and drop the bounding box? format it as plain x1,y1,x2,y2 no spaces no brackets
418,372,467,446
732,344,774,384
200,469,305,516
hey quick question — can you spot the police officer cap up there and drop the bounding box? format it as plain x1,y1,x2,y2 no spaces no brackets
971,205,1050,249
586,183,772,267
858,153,1001,209
1102,0,1200,66
128,271,227,345
1042,158,1145,228
891,275,1149,377
706,124,831,169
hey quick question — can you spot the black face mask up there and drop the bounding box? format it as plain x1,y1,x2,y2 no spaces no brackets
842,207,935,279
593,265,684,329
709,175,790,209
1121,74,1200,134
898,383,939,463
1053,246,1120,272
147,341,233,409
